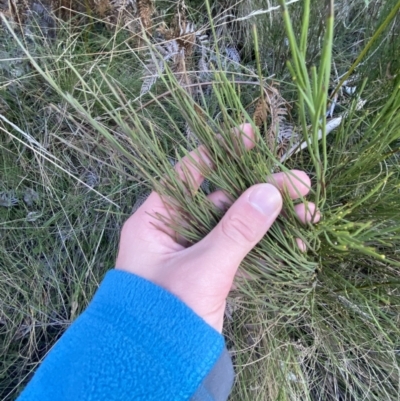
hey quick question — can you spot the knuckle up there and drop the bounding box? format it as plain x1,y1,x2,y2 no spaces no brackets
221,214,258,245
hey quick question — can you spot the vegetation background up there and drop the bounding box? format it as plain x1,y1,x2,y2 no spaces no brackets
0,0,399,399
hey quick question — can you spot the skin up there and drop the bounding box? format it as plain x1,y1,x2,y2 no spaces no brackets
116,124,320,332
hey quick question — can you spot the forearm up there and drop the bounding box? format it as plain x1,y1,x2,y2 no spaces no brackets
17,270,234,401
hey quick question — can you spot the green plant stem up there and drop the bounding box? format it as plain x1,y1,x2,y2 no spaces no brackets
331,0,400,98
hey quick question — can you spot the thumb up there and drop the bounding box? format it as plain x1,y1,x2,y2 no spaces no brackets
197,183,282,278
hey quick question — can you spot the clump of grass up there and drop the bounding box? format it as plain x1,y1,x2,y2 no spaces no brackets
1,0,400,400
0,11,146,399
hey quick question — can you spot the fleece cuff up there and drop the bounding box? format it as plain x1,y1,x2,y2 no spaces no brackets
18,269,232,401
87,269,228,397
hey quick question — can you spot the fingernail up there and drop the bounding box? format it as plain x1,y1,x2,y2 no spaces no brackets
248,184,282,216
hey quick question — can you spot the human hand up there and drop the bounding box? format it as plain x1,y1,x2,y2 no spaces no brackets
116,124,320,332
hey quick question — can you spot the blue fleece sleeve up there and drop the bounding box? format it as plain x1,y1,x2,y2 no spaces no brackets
17,270,234,401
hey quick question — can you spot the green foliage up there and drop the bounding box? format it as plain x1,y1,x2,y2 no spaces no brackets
1,0,400,400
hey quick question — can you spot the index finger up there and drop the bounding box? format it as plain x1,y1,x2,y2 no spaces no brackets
267,170,311,199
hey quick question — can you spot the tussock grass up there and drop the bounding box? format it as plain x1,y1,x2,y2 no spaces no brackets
1,0,400,400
